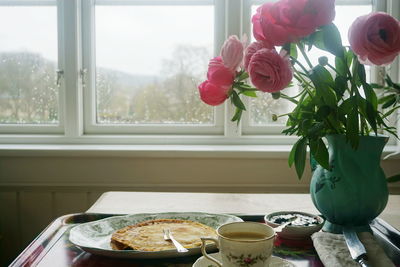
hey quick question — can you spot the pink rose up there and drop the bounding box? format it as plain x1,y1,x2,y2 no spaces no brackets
248,48,293,93
244,41,273,71
349,12,400,66
198,80,229,106
207,56,235,86
252,0,335,46
221,35,244,71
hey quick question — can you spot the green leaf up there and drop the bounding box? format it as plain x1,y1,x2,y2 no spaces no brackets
236,83,256,91
360,83,378,134
364,100,378,134
382,95,397,109
327,114,343,133
370,83,384,89
382,105,400,119
288,140,299,167
339,98,353,114
237,71,249,81
379,94,396,105
231,90,246,110
294,137,308,180
387,174,400,183
309,30,325,51
385,75,400,90
307,122,325,138
231,108,242,123
310,65,337,107
345,49,354,68
363,83,378,109
357,64,367,85
289,43,298,59
316,106,331,121
309,138,329,170
334,76,348,99
335,57,347,77
241,90,257,97
352,58,366,86
321,23,344,58
312,65,335,87
346,106,359,149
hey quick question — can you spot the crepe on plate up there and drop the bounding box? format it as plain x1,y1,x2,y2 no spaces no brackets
110,218,217,251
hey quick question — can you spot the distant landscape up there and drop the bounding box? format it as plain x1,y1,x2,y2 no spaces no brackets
0,45,214,124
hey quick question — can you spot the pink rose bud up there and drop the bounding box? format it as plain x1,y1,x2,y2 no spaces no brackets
349,12,400,66
248,48,293,93
252,0,335,46
207,56,235,87
221,35,244,71
244,41,273,71
198,80,229,106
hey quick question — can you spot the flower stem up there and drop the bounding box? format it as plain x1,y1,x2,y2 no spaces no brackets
297,43,313,69
280,93,299,104
290,56,310,75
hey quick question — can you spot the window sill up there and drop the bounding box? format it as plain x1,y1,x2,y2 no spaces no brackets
0,144,398,159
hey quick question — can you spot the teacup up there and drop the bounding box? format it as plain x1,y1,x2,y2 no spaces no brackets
200,222,275,267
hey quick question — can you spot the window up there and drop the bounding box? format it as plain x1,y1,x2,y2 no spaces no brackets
0,0,398,146
84,1,219,134
0,0,62,133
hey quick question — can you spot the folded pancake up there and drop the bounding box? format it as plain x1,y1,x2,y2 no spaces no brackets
110,219,217,251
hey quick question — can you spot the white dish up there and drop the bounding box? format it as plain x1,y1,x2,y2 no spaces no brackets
265,211,324,240
69,212,243,259
193,252,295,267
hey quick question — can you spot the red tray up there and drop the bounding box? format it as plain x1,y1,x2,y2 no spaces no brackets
9,213,399,267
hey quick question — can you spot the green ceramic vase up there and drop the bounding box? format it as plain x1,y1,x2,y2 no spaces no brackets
310,134,389,233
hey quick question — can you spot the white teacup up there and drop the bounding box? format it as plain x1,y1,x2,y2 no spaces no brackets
200,222,275,267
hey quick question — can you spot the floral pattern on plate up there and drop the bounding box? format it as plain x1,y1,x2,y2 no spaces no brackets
69,212,243,259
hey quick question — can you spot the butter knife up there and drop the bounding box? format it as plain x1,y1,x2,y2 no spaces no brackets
343,228,371,267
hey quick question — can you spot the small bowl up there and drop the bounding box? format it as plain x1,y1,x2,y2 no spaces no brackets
264,211,324,240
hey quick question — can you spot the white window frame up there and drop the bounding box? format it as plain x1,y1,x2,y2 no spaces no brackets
0,0,397,149
81,0,225,135
0,0,65,134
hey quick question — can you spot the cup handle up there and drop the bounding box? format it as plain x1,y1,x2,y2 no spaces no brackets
200,237,222,267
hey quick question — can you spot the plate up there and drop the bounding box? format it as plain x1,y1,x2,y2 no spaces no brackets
193,252,295,267
69,212,243,259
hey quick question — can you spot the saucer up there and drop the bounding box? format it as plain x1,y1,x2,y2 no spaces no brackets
193,252,295,267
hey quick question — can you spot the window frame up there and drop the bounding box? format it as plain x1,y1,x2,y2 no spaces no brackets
81,0,225,135
0,0,65,134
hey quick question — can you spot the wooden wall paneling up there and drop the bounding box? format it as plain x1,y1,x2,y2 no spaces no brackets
54,192,89,217
0,191,20,266
19,191,54,247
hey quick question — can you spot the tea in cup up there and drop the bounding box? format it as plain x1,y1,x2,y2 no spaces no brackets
201,222,275,267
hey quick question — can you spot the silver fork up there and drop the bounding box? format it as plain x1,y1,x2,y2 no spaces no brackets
163,229,189,253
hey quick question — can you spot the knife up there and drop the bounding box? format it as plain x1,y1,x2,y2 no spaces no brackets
343,228,371,267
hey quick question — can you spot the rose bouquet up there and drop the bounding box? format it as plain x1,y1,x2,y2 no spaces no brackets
198,0,400,180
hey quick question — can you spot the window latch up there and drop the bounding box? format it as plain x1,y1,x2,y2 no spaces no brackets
80,68,88,87
56,69,64,87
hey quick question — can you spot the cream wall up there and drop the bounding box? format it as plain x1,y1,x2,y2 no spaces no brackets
0,156,399,265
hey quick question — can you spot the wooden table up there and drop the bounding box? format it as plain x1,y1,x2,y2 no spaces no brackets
88,191,400,230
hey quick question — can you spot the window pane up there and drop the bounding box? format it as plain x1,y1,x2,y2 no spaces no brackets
249,4,372,126
95,5,214,124
0,6,58,124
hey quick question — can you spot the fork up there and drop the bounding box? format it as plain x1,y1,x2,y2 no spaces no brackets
163,229,189,253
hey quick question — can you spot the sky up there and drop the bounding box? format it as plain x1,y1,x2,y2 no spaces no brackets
0,3,372,76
